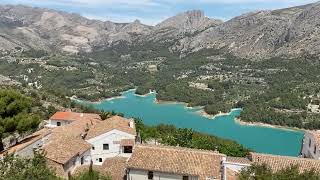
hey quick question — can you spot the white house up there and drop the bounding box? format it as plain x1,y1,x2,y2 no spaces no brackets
85,116,136,165
43,135,92,178
46,111,101,128
126,145,225,180
301,131,320,159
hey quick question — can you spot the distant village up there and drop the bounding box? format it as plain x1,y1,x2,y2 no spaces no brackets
1,111,320,180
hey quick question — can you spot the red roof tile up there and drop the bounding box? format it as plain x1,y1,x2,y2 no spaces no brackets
50,112,101,122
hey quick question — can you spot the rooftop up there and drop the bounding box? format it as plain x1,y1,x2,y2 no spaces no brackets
226,156,252,165
51,117,101,139
85,116,136,140
42,135,91,164
50,111,101,122
0,128,51,156
127,145,225,180
73,157,127,180
249,152,320,172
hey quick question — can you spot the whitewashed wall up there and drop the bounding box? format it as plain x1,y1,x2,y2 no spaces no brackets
86,129,135,165
127,169,198,180
63,149,91,174
47,119,72,127
301,132,320,159
16,134,51,157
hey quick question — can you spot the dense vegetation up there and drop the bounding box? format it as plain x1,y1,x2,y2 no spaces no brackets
0,88,43,150
1,41,320,129
0,153,58,180
239,164,320,180
135,118,250,157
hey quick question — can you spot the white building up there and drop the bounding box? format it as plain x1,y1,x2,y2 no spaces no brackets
46,111,101,128
85,116,137,165
126,145,225,180
301,131,320,159
43,136,92,178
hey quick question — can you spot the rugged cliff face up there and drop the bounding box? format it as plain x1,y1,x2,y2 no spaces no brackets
0,3,320,58
172,3,320,58
0,5,152,53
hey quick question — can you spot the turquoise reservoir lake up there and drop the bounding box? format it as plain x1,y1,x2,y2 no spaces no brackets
86,89,304,156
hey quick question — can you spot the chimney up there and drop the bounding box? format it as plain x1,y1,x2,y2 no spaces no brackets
129,121,134,128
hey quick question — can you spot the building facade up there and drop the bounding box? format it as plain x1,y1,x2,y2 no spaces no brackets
87,129,135,165
301,131,320,159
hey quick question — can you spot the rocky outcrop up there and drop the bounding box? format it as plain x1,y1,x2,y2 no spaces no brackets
172,2,320,58
0,5,151,53
1,3,320,58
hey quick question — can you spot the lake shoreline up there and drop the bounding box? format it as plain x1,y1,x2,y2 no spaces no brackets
235,118,305,132
77,89,304,156
78,89,305,133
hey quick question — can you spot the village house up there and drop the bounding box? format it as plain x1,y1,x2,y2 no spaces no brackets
126,145,225,180
85,116,137,165
42,113,137,176
43,136,92,178
0,128,51,158
46,111,101,128
5,111,320,180
301,131,320,159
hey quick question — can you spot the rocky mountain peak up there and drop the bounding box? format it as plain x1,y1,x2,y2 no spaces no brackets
155,10,221,33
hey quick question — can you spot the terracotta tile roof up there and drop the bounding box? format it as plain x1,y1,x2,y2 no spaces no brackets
307,131,320,146
42,135,91,164
127,145,225,180
52,117,100,139
120,139,135,146
0,128,51,156
250,152,320,172
50,111,101,122
101,157,128,180
85,116,136,140
72,165,104,177
226,156,252,165
73,157,127,180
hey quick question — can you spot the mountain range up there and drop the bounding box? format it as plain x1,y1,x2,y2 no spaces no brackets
0,2,320,58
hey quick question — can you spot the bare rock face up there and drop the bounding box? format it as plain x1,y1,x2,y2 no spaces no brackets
0,5,151,53
141,10,222,43
1,3,320,59
173,2,320,58
155,10,220,33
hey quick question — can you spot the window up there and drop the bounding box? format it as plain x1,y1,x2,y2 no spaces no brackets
99,158,102,162
92,146,95,150
314,145,317,154
148,171,153,180
103,144,109,150
309,139,312,147
123,146,133,153
183,176,189,180
81,157,84,165
57,122,61,126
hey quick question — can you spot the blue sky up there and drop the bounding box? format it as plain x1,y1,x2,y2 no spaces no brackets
0,0,318,25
